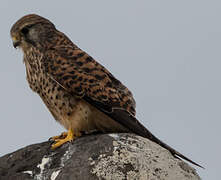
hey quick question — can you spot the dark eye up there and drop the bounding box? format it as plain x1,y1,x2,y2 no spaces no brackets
21,27,29,35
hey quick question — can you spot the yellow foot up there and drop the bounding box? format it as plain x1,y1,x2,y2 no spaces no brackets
50,132,68,141
51,129,81,149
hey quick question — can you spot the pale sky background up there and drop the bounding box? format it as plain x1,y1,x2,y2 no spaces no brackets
0,1,220,179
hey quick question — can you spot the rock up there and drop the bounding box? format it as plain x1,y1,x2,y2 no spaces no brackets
0,133,201,180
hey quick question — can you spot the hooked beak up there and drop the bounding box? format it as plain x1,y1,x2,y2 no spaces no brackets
12,36,21,48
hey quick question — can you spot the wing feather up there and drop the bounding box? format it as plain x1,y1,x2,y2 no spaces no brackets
44,47,203,168
44,47,136,115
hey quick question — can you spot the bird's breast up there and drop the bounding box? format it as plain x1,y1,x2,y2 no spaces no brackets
24,57,78,126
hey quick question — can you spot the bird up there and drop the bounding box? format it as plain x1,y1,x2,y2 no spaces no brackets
10,14,203,168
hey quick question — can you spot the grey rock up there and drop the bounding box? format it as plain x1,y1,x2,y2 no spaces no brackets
0,133,201,180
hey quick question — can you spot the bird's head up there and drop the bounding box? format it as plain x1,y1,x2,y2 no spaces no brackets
10,14,56,51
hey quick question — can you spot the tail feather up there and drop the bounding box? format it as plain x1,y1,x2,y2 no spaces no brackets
84,97,204,168
140,125,204,168
108,108,204,169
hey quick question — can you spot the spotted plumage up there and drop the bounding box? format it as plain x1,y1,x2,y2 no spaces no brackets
10,14,202,168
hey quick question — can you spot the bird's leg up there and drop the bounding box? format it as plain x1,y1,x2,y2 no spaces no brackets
51,128,81,149
50,132,68,141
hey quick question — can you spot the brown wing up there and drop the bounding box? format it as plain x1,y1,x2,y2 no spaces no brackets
44,46,136,115
43,46,203,168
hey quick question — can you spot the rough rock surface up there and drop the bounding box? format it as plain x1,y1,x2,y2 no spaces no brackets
0,133,201,180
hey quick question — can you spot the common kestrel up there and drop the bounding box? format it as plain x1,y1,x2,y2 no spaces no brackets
10,14,202,168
